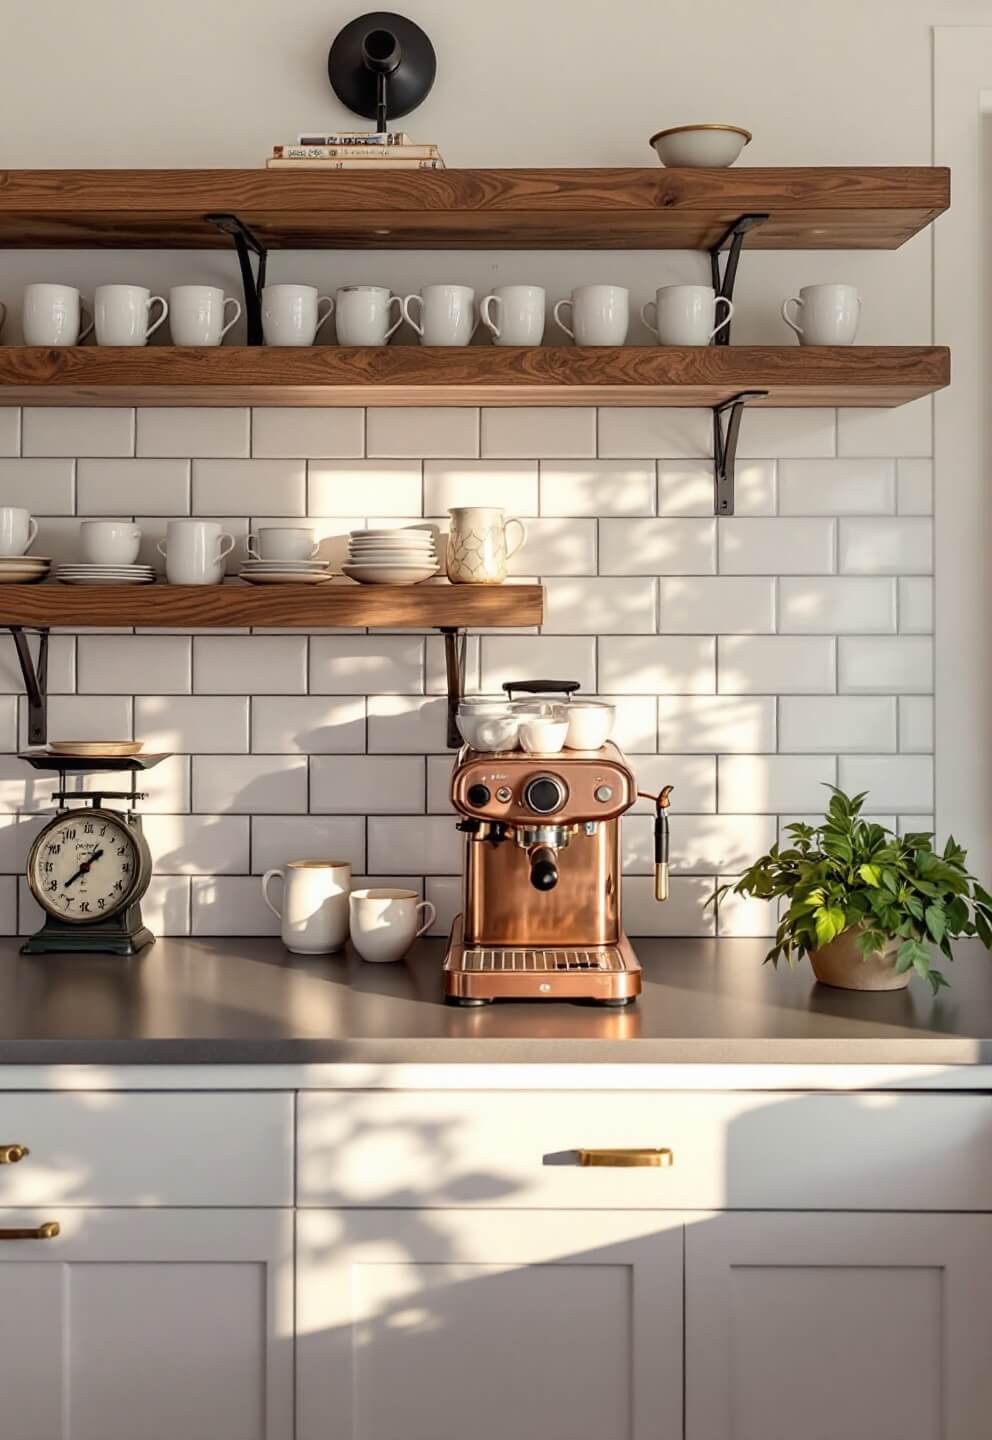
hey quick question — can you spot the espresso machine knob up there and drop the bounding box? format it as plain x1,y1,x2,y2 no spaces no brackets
467,783,491,808
524,775,566,815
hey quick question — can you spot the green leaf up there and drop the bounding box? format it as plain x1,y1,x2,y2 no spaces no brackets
859,863,882,888
976,910,992,950
927,967,951,995
925,905,946,944
895,940,916,974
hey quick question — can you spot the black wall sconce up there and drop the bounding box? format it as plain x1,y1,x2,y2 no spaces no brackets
327,11,437,133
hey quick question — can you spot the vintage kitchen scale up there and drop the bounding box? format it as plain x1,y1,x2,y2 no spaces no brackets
18,749,168,955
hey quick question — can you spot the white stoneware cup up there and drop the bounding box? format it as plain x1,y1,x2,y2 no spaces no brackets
157,519,235,585
80,520,141,565
263,860,351,954
480,285,546,346
23,283,94,346
402,285,478,346
445,505,527,585
168,285,241,346
553,284,630,346
0,507,38,557
94,285,169,346
261,285,334,346
642,284,734,345
782,284,861,345
247,526,319,561
349,887,436,963
335,285,403,345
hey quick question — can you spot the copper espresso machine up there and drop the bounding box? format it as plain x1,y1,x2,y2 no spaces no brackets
444,688,671,1005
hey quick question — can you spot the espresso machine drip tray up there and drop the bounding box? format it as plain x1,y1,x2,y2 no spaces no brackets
444,915,641,1005
460,946,628,973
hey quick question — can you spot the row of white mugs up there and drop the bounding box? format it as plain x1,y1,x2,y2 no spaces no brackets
5,280,863,348
264,864,434,962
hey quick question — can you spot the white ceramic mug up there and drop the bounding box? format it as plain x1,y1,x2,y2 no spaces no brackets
247,526,318,561
0,507,38,557
94,285,169,346
263,860,351,954
402,285,478,346
782,284,861,345
80,520,141,565
168,285,241,346
261,285,334,346
23,283,93,346
349,887,436,963
480,285,546,346
446,506,527,585
553,285,629,345
642,284,734,345
157,519,235,585
335,285,403,345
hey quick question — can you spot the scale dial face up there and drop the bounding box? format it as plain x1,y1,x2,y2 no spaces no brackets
27,809,148,924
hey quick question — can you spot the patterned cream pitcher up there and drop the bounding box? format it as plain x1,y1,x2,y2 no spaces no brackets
445,506,527,585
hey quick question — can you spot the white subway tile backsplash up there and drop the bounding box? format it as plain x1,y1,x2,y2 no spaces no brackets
0,633,74,695
191,876,277,937
540,460,655,516
252,694,365,754
252,408,363,459
368,816,462,874
308,460,421,517
599,695,658,752
599,636,715,694
837,755,934,812
778,459,896,515
543,577,656,633
898,577,933,633
310,755,424,814
22,407,134,457
425,874,461,936
481,407,596,458
838,636,933,693
0,410,20,457
24,694,131,749
368,695,447,753
194,636,307,695
74,754,190,814
192,754,308,814
623,875,715,936
192,459,305,516
426,634,480,695
837,399,932,458
427,754,457,813
597,408,710,458
310,635,424,694
423,459,538,515
503,516,595,575
838,517,932,574
599,518,716,575
143,815,249,875
778,696,897,753
899,696,934,753
718,637,835,694
77,459,190,516
716,881,776,937
736,409,835,459
719,518,835,575
479,635,596,695
778,577,896,633
0,459,74,512
624,813,776,876
367,407,479,458
659,577,775,634
657,695,776,753
896,459,933,515
78,636,191,694
135,696,249,753
249,815,365,873
137,408,249,458
719,755,837,813
0,696,15,753
32,517,94,565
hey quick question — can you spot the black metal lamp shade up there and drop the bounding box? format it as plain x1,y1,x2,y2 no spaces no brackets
328,12,437,128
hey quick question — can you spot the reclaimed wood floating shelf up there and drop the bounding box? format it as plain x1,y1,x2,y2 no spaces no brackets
0,583,544,630
0,345,950,408
0,167,950,250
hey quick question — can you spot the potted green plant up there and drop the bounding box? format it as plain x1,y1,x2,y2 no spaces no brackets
715,786,992,993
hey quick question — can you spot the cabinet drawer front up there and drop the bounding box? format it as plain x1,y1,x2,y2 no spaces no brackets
0,1093,293,1206
298,1090,992,1212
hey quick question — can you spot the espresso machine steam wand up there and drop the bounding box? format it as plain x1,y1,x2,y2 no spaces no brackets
638,785,674,902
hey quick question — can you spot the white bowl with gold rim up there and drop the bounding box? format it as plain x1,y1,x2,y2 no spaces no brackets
649,123,752,168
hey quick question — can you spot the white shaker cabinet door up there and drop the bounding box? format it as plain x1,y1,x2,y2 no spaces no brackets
298,1208,684,1440
0,1209,293,1440
685,1212,992,1440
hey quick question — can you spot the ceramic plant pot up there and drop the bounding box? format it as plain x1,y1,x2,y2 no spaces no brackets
809,927,908,991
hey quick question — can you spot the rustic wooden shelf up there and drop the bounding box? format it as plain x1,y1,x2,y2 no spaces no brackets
0,582,544,630
0,167,949,250
0,344,949,408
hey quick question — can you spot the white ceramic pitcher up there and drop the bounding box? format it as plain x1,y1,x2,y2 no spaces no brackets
261,860,351,954
445,506,527,585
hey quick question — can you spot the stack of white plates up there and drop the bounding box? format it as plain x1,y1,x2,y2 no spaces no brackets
0,555,51,585
239,559,333,586
55,563,157,586
342,528,439,586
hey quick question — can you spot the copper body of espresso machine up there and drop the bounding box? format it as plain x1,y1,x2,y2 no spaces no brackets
443,691,672,1005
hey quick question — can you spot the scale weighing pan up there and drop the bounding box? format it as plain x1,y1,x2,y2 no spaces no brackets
18,750,172,773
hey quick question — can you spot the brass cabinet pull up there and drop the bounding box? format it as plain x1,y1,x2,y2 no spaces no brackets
0,1222,60,1240
0,1144,29,1165
577,1147,674,1168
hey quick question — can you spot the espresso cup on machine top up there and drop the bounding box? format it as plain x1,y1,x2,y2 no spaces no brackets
402,285,478,346
23,284,94,346
480,285,546,346
553,285,629,346
261,284,334,346
247,526,318,561
335,285,403,346
782,283,861,345
80,520,141,565
168,285,242,346
262,860,352,955
642,284,733,345
349,887,437,963
0,507,38,557
94,285,169,346
157,519,235,585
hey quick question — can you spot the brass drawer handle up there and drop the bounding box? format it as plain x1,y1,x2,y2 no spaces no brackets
577,1148,674,1168
0,1222,60,1240
0,1144,29,1165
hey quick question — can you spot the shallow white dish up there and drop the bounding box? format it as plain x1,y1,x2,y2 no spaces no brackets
239,570,334,585
342,563,439,585
0,569,50,584
649,123,752,167
347,551,436,564
241,560,330,570
359,527,436,539
56,574,157,585
47,739,143,758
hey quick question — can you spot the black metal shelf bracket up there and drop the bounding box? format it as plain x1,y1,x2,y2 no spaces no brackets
8,626,48,746
205,213,268,345
709,213,770,346
440,627,466,749
713,391,769,517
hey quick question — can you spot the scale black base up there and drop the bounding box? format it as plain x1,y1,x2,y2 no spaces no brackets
21,904,154,957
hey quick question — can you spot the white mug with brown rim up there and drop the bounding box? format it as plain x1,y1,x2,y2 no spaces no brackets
262,859,351,954
445,506,527,585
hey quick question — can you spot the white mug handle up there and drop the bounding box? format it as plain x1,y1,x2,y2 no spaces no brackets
415,900,437,938
309,540,320,557
469,307,480,339
24,518,39,552
246,531,261,560
782,296,804,337
261,868,285,920
504,516,527,561
553,298,575,339
145,295,169,338
640,299,659,338
156,538,168,558
78,299,95,343
314,296,335,338
220,296,242,340
402,293,424,336
384,294,404,340
215,532,236,563
481,294,501,338
710,297,734,338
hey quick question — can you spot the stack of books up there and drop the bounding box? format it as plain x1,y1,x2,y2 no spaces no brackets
266,132,445,171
